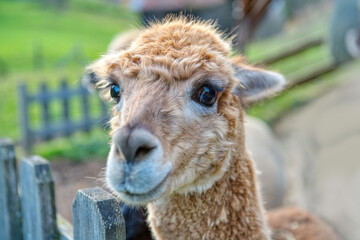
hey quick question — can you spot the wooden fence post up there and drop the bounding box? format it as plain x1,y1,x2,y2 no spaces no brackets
80,86,91,132
20,156,59,240
60,80,71,136
72,187,125,240
40,83,51,140
0,139,22,240
18,84,32,154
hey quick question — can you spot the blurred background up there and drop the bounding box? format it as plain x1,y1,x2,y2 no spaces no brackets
0,0,359,239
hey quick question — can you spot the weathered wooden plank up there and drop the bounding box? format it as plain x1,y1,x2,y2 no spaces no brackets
258,38,324,66
100,100,109,128
29,87,88,102
18,84,32,154
0,139,22,240
72,187,125,240
286,62,339,89
80,86,91,132
32,118,102,140
40,83,51,140
61,80,71,136
20,156,59,240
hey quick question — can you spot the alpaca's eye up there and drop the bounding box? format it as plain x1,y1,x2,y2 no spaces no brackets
194,84,217,106
110,84,121,103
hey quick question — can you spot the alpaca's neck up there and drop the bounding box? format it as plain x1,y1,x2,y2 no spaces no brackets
147,147,270,240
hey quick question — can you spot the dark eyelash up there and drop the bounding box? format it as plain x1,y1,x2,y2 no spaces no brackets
213,85,224,92
195,80,224,93
104,82,114,89
104,74,119,89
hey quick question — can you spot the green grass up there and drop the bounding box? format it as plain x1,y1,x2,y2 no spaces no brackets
0,0,138,73
33,128,111,162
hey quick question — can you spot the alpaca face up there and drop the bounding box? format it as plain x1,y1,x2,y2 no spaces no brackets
87,19,285,205
104,61,235,205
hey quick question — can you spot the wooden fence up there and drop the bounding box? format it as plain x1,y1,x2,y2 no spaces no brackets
19,80,108,153
0,139,126,240
257,36,339,90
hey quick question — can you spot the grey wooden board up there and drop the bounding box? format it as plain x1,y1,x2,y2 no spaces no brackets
20,156,59,240
60,80,71,136
0,139,22,240
72,187,125,240
18,84,31,153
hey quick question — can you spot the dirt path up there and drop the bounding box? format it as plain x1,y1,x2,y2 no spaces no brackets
51,159,106,221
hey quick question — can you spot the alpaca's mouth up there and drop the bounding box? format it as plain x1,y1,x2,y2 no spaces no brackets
112,170,171,205
125,171,170,195
106,149,173,205
106,139,172,205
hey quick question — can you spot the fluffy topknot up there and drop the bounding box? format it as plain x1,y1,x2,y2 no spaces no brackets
130,16,232,58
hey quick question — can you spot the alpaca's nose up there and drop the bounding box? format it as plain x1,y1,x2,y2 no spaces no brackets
113,126,159,162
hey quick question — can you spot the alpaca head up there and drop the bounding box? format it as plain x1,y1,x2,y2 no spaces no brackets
88,18,285,205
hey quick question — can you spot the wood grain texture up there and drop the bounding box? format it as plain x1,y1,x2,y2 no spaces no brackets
0,139,22,240
20,155,59,240
72,187,125,240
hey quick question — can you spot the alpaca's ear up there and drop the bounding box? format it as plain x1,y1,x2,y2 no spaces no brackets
81,71,100,92
232,64,286,103
81,54,117,92
82,30,141,92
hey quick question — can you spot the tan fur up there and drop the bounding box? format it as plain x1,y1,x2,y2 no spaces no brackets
89,18,338,240
268,207,339,240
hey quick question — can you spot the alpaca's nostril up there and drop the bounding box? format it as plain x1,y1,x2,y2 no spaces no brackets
134,146,156,160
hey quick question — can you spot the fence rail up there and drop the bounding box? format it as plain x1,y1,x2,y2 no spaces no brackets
249,36,341,104
258,37,325,66
0,139,125,240
19,80,108,153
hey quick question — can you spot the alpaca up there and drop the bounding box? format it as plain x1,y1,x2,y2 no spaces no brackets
87,18,339,240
